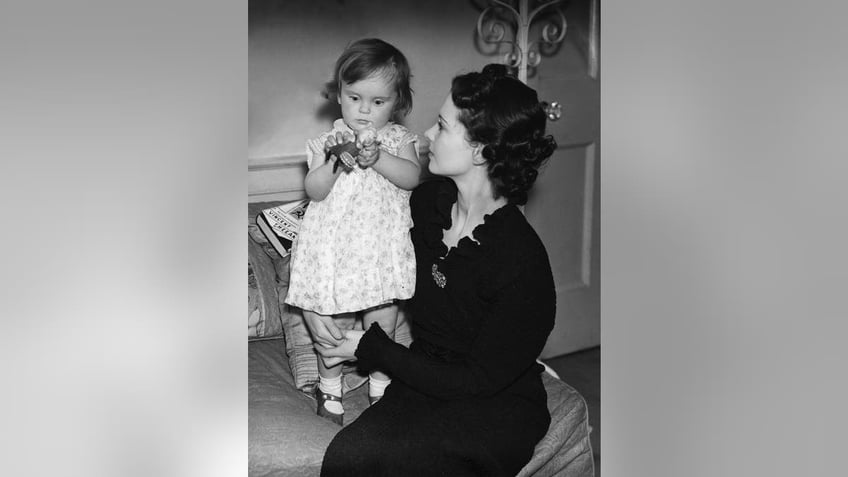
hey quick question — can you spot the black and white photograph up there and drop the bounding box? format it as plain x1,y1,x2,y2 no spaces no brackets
248,0,600,475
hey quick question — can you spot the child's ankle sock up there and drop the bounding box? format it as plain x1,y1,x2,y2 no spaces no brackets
369,374,391,398
318,375,343,414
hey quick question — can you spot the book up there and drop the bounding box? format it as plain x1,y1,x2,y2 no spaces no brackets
255,199,310,258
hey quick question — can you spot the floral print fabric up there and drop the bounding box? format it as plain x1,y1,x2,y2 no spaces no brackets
285,119,417,315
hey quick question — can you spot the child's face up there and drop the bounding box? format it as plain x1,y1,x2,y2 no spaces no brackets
338,73,397,132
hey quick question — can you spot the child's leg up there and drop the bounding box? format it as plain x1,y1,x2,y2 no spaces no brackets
361,304,398,401
304,310,356,416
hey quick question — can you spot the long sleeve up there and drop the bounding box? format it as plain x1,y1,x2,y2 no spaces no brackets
355,244,556,399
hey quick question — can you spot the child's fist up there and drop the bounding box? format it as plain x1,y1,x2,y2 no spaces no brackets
355,127,380,169
357,127,378,147
356,142,380,168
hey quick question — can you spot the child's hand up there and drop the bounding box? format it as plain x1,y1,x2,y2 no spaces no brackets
324,131,357,172
325,130,354,150
355,140,380,169
354,126,379,169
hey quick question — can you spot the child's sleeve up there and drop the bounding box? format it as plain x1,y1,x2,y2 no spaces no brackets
305,136,326,172
399,130,420,161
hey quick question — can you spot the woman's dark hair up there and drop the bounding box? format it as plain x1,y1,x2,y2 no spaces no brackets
451,64,557,205
323,38,413,121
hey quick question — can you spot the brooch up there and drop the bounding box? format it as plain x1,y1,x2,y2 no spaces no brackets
431,263,446,288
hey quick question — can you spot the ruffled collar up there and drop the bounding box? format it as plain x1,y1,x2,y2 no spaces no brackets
422,179,516,260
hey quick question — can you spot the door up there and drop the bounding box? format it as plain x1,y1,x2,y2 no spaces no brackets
524,0,599,357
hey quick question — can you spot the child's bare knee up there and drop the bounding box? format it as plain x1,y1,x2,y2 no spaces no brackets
363,305,398,336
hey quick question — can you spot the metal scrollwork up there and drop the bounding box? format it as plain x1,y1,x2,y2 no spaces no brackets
476,0,567,84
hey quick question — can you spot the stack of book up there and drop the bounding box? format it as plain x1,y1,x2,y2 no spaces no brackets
255,199,310,258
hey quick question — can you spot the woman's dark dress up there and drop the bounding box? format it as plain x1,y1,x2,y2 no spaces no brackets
321,178,556,477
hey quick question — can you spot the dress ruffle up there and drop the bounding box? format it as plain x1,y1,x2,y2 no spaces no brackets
418,179,517,262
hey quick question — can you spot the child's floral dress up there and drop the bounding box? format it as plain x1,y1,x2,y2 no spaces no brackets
285,119,417,315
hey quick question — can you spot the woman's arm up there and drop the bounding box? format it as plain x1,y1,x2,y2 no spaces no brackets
316,246,556,399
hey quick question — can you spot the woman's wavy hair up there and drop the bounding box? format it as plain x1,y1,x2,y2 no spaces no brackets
451,64,556,205
323,38,413,122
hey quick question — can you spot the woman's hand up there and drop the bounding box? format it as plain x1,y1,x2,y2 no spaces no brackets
302,313,344,348
315,346,349,369
314,329,364,367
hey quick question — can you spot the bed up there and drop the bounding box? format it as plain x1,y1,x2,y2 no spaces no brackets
248,201,595,477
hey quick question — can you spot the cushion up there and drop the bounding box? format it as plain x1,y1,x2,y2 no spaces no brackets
517,373,595,476
248,236,285,338
248,202,291,339
249,338,351,476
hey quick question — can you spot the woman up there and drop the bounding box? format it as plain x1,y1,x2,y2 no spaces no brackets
307,63,558,476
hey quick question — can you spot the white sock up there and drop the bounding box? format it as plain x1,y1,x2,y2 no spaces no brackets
318,375,343,414
369,374,391,398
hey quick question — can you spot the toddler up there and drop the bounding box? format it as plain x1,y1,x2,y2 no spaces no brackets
284,38,419,425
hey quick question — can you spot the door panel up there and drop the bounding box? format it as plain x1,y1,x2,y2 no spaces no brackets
527,144,593,290
526,142,600,357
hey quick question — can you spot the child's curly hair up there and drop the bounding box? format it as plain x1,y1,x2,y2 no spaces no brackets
451,64,556,205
